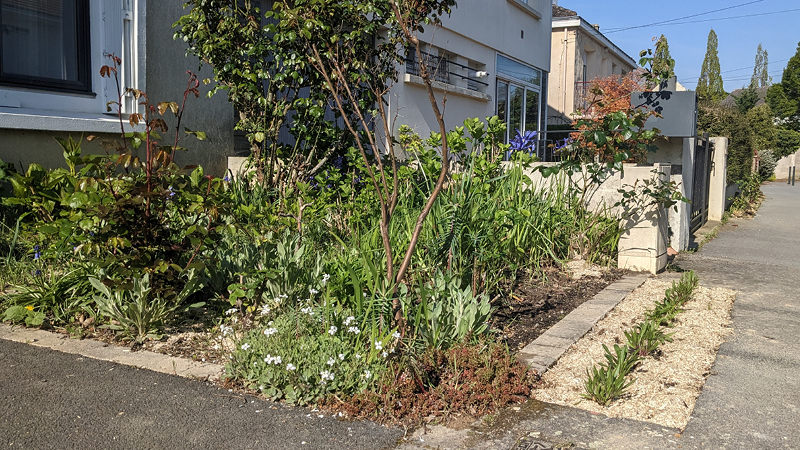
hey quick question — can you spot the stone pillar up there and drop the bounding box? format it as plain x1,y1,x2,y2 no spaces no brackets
708,137,728,222
617,164,671,274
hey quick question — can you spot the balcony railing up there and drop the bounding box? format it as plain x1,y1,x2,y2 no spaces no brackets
405,51,488,92
574,81,591,114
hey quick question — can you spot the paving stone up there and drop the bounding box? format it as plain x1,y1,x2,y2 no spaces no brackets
544,321,592,341
518,342,565,360
527,334,575,349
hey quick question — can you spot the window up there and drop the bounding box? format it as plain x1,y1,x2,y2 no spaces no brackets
0,0,92,94
495,54,543,149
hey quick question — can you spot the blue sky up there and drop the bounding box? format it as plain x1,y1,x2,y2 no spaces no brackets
559,0,800,92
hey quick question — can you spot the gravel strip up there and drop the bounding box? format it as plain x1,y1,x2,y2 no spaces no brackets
533,278,735,430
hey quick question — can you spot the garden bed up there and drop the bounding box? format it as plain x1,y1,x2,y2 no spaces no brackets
533,277,735,429
493,263,627,352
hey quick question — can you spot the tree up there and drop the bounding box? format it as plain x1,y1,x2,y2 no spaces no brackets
767,41,800,131
652,35,675,82
734,84,759,114
751,44,772,88
696,29,725,103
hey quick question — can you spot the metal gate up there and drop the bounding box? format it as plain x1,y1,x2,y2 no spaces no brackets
691,134,712,233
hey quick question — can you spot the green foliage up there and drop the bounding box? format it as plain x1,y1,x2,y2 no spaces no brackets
3,305,46,327
747,104,777,151
734,85,759,114
4,262,96,325
766,42,800,131
751,44,772,88
757,149,778,179
582,344,639,406
729,173,763,214
624,320,673,357
698,101,753,182
89,270,203,342
775,128,800,158
402,271,492,350
697,29,725,103
224,287,397,405
651,35,675,81
584,272,698,406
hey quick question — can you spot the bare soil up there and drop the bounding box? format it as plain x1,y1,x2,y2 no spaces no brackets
492,264,627,351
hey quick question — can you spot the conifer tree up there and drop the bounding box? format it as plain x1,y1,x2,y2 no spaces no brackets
697,29,725,102
751,44,772,88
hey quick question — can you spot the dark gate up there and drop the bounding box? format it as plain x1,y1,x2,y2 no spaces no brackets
691,134,712,233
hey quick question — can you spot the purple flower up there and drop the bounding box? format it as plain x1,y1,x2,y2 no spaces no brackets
332,156,344,170
223,174,231,182
509,130,538,158
33,245,41,260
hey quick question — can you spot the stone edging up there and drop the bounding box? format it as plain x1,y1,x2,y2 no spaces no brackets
517,273,651,376
0,324,223,381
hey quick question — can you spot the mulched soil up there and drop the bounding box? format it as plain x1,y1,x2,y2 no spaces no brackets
492,266,627,351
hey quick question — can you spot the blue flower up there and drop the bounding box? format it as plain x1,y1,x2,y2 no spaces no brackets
223,175,231,182
509,130,538,158
332,156,345,170
167,186,176,198
31,269,42,277
33,245,41,260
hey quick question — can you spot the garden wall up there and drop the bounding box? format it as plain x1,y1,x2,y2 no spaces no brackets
774,151,798,180
509,162,672,273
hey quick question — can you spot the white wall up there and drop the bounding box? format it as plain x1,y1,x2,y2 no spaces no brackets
391,0,552,139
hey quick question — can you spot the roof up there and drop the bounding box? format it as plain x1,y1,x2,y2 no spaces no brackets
720,86,770,108
551,15,637,69
552,4,577,17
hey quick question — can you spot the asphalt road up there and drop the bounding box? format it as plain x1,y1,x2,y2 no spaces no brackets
0,339,401,450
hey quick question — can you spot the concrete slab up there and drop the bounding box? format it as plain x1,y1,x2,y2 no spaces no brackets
0,324,223,381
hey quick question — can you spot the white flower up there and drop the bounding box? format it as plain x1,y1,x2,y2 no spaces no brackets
286,363,296,371
374,340,382,351
343,316,355,326
320,370,334,382
300,306,314,316
263,327,277,337
348,326,361,335
225,308,238,316
241,343,251,351
338,353,345,360
382,351,388,358
220,325,233,336
274,355,282,364
309,288,319,295
363,370,371,379
355,353,362,360
322,273,330,285
328,326,337,336
389,348,395,354
392,331,401,339
260,304,271,316
327,357,335,366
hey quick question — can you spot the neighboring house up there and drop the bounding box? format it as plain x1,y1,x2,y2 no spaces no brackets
546,3,636,125
394,0,552,151
0,1,552,173
0,2,234,175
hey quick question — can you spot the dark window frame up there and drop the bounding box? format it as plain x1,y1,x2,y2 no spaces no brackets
0,0,93,95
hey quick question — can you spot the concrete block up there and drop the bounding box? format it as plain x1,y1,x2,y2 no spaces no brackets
545,320,592,341
528,334,576,349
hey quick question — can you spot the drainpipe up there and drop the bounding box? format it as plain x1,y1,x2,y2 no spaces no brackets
563,28,568,114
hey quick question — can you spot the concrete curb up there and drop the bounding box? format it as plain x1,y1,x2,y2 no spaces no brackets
0,323,223,381
518,272,651,376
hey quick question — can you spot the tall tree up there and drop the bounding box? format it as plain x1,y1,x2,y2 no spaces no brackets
751,44,772,88
767,41,800,131
696,29,725,103
652,34,675,82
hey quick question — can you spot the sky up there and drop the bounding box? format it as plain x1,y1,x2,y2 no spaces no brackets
557,0,800,93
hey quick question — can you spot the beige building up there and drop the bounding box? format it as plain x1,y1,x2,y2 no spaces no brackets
547,5,637,125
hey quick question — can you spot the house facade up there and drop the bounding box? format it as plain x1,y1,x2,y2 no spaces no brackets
394,0,552,149
547,5,636,125
0,1,551,174
0,1,235,175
